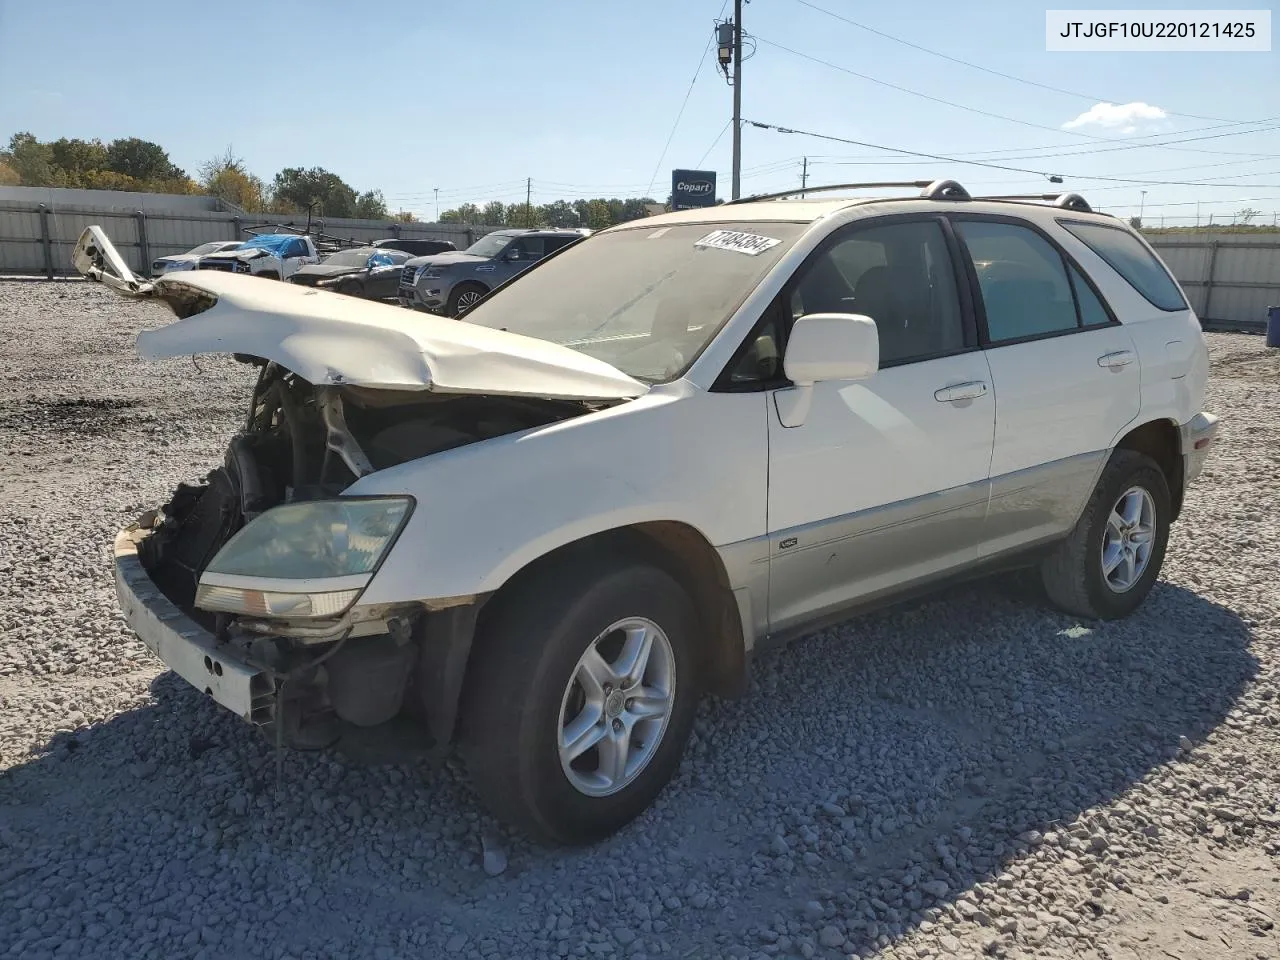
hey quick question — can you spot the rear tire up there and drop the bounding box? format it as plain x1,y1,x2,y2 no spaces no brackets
462,557,701,845
1040,450,1171,620
446,282,487,317
335,279,363,297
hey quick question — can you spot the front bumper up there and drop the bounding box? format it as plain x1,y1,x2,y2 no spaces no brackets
1180,411,1220,484
113,527,274,723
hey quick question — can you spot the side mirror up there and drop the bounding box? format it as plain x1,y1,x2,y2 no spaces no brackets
776,313,879,428
783,313,879,386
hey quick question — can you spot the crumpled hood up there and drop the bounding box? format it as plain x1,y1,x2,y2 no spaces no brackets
132,271,647,401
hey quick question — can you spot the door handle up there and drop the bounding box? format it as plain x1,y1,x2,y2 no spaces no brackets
1097,350,1136,369
934,380,988,402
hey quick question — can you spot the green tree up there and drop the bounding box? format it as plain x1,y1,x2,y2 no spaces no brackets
105,137,186,182
584,199,612,230
440,203,480,224
506,202,540,228
270,166,359,217
0,160,19,185
5,132,53,185
49,138,109,184
540,200,579,227
480,200,507,225
353,189,389,219
392,209,417,223
199,148,266,212
1128,216,1143,229
1235,206,1261,224
620,198,656,222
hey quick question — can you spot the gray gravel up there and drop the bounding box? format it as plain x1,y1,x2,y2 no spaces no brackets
2,279,1279,960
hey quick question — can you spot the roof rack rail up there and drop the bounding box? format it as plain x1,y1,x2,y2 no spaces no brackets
977,192,1094,213
921,179,970,200
725,181,935,204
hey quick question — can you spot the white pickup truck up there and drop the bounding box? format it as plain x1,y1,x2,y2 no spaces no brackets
197,232,320,281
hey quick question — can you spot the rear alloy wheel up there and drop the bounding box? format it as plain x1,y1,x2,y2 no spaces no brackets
463,559,700,845
447,283,486,317
335,279,362,297
1040,450,1171,620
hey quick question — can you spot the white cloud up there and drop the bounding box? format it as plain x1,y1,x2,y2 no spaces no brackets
1062,102,1168,134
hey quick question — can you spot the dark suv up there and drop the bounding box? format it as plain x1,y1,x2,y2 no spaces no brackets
372,237,456,257
398,228,589,315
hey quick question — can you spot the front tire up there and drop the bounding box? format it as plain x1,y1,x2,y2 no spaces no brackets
1040,450,1171,620
446,282,487,317
462,557,701,845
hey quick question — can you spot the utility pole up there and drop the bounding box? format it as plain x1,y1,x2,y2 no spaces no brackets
1139,190,1146,222
526,177,532,226
731,0,743,200
434,187,439,222
800,157,808,197
1196,200,1201,226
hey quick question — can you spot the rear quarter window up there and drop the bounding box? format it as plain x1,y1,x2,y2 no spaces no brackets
1058,220,1187,311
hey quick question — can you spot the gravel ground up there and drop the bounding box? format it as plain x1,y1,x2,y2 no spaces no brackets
1,279,1278,960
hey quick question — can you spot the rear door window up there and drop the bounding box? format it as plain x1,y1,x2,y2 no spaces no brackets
955,220,1079,342
1059,220,1187,311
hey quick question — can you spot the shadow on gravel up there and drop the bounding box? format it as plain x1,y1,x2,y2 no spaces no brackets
0,575,1257,958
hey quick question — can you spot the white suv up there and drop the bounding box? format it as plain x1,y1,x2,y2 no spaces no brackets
74,181,1218,844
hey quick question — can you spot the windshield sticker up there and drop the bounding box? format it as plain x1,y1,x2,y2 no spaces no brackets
694,229,782,256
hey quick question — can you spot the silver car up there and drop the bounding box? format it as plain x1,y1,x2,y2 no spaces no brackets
398,228,588,316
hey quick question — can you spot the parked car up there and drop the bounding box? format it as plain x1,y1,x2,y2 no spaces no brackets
398,228,589,315
372,237,456,257
73,183,1217,845
199,232,320,280
288,247,411,300
151,241,242,277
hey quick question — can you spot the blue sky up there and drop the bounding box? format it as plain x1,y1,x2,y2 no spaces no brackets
1,0,1277,224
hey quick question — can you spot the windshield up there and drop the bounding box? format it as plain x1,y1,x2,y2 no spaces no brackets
323,248,375,267
464,233,513,258
187,242,234,256
461,221,806,382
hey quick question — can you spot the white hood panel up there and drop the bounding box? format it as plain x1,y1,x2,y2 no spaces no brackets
136,271,648,401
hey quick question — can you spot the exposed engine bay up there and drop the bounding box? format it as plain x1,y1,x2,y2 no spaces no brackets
142,356,597,616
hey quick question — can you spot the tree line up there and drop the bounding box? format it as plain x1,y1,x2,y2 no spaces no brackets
0,134,391,220
1,132,664,228
439,197,658,230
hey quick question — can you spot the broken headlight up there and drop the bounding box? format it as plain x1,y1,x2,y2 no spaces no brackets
194,497,413,619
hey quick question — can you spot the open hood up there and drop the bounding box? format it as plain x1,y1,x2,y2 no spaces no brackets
73,225,647,401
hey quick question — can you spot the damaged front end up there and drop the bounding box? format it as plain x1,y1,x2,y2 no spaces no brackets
125,356,596,749
77,225,633,750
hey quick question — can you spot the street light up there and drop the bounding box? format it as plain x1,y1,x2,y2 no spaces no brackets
1139,190,1147,222
434,187,439,222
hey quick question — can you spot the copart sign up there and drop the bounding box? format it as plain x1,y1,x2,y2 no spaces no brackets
671,169,717,210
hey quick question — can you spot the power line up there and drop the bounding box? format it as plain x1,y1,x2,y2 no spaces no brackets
697,119,734,169
744,119,1280,188
791,0,1243,123
645,0,731,197
756,34,1280,157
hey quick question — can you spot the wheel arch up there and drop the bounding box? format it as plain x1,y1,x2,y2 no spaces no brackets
421,521,749,748
1114,418,1184,520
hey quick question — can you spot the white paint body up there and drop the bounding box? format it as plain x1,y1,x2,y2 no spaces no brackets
96,196,1216,646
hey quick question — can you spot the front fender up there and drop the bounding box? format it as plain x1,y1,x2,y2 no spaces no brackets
344,385,768,605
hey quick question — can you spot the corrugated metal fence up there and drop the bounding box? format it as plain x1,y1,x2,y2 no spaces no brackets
1145,233,1280,330
3,189,1278,330
0,186,500,277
